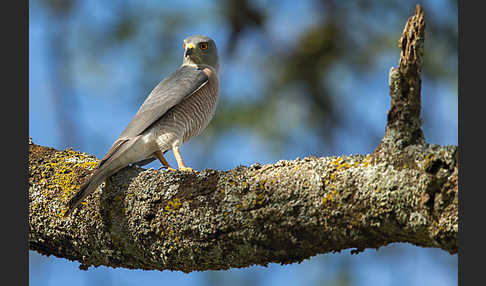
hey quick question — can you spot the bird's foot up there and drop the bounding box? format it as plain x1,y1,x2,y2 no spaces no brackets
158,165,176,171
179,167,194,172
165,167,177,172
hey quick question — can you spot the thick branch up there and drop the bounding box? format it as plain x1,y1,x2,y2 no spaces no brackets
29,141,457,271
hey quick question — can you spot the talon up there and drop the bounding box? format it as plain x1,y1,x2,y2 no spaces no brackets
158,166,175,171
154,151,172,170
158,165,173,171
179,167,194,172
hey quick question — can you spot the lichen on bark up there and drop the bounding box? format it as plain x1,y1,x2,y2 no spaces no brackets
29,142,457,271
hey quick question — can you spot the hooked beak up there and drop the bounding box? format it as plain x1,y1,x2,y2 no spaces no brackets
185,43,195,57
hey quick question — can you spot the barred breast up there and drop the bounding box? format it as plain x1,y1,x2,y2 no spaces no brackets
152,67,219,151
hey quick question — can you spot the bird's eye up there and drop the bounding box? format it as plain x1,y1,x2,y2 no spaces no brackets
183,42,186,50
199,42,209,50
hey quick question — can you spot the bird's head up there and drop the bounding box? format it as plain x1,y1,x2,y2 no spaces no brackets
182,35,219,72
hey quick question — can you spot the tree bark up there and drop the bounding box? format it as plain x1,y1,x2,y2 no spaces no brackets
29,5,457,272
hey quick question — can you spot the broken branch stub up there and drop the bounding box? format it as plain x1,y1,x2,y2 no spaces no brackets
377,4,426,153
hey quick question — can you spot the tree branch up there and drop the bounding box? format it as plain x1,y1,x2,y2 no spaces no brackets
376,4,426,152
29,5,458,272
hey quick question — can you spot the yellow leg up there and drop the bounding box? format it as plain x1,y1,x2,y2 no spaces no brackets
153,151,175,171
172,145,194,172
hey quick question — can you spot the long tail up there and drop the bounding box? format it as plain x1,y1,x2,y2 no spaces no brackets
65,137,142,216
65,167,113,216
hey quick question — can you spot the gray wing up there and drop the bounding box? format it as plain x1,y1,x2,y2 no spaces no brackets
117,65,208,139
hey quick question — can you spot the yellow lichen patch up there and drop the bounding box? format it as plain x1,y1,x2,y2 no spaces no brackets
218,188,226,196
362,155,372,168
258,179,267,190
52,208,64,219
336,162,351,171
164,198,182,212
330,157,344,166
322,189,339,205
422,153,438,171
330,172,336,181
256,192,265,205
38,149,98,205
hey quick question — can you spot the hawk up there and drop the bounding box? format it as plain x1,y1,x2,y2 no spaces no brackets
66,35,219,215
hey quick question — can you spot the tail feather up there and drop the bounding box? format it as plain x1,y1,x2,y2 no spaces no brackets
65,136,143,216
66,161,118,216
65,180,93,216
